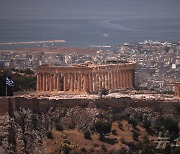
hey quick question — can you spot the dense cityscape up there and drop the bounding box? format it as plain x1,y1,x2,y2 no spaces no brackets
0,40,179,92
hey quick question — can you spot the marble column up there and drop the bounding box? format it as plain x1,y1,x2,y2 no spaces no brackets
93,74,95,91
110,71,114,90
37,73,40,91
70,73,74,91
43,74,46,91
115,70,118,89
77,73,81,92
64,73,68,92
49,74,53,91
57,73,60,91
178,86,180,97
125,70,128,88
53,74,56,90
128,70,132,88
41,73,43,91
42,73,46,91
99,73,102,90
131,70,135,87
89,73,93,92
84,73,88,92
101,73,104,89
74,73,77,91
117,70,120,89
126,70,128,88
126,70,129,88
119,71,122,88
112,71,116,89
107,72,110,89
121,70,125,88
175,85,180,97
104,72,108,89
46,74,49,91
93,73,96,91
37,73,41,91
102,72,105,89
96,73,99,91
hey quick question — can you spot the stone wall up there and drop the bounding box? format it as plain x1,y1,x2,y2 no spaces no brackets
0,96,179,117
0,97,9,115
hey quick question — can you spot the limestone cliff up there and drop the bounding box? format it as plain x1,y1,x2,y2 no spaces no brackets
0,106,112,154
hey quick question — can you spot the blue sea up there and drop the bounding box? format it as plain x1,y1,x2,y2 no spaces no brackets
0,0,180,49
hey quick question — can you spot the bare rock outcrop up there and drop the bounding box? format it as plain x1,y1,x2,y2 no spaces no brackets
0,106,112,154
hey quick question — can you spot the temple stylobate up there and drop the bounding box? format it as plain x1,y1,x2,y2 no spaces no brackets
36,62,135,93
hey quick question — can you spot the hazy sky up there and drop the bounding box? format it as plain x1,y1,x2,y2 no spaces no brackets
0,0,180,20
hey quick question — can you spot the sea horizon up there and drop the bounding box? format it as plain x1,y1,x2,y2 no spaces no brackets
0,0,180,49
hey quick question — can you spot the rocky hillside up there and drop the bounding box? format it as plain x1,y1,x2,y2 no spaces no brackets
0,105,179,154
0,106,112,154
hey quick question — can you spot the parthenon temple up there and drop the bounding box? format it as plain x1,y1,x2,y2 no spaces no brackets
36,62,135,93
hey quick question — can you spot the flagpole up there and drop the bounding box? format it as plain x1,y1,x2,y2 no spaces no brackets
6,79,7,97
5,76,14,97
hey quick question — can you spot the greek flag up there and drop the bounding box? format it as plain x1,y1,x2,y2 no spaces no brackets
6,77,14,86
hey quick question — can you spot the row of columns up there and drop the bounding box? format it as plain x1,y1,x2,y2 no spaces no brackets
37,69,135,93
84,69,135,93
175,84,180,97
37,73,60,91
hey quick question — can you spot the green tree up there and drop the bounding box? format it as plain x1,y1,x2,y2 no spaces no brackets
95,121,112,140
141,136,156,154
173,147,180,154
143,120,151,129
55,124,63,131
132,131,139,141
12,73,36,91
101,144,107,152
163,117,179,140
46,131,53,139
112,129,118,135
83,131,91,140
128,118,137,128
23,68,34,75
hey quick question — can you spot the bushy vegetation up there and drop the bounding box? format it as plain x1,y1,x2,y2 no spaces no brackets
56,140,77,154
118,122,123,129
83,131,91,140
0,68,36,95
162,117,179,141
81,147,86,153
95,121,112,140
0,135,2,146
163,117,179,134
132,131,139,141
141,136,156,154
46,131,53,139
112,129,118,135
142,120,151,129
101,144,107,151
55,124,63,131
12,73,36,91
94,143,99,147
128,118,138,128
